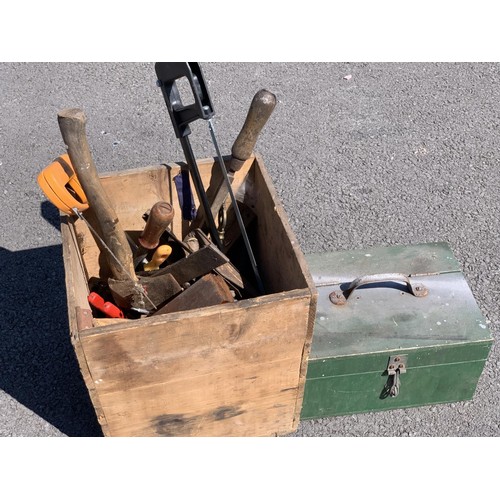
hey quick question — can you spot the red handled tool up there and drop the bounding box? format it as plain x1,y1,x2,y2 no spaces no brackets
88,292,125,319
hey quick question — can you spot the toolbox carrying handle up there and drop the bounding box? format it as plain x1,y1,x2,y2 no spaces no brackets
329,273,428,305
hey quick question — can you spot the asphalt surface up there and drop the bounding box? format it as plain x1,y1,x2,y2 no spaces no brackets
1,62,499,437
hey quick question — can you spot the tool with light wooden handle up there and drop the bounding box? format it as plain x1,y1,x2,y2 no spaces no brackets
57,108,136,283
229,89,277,173
193,89,277,229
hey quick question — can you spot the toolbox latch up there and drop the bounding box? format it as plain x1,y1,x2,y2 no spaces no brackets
382,354,408,398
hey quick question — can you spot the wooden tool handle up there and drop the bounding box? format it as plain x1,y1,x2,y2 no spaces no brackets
57,108,136,282
139,201,175,249
229,89,277,172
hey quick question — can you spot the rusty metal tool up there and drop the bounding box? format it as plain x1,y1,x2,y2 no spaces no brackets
155,62,265,295
144,244,229,286
207,114,264,294
107,272,181,310
150,273,234,316
164,226,246,294
193,228,253,296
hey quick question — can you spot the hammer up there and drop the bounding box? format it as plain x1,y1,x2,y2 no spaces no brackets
57,108,135,282
57,108,181,311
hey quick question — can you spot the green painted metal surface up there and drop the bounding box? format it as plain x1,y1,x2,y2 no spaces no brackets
308,242,461,285
305,342,492,378
302,359,488,419
301,242,493,419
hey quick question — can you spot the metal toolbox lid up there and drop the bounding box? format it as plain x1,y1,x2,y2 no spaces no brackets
305,242,493,360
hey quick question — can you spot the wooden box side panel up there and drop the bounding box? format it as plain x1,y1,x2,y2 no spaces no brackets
80,292,311,436
60,215,110,435
245,156,313,294
249,155,318,423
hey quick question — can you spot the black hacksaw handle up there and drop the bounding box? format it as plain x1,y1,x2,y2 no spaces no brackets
154,62,222,249
155,62,214,138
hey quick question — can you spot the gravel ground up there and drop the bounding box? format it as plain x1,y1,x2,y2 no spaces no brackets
0,62,498,437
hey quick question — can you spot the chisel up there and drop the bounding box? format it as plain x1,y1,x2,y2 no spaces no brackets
143,245,172,272
133,201,175,269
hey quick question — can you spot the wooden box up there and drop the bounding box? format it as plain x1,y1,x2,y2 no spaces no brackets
300,242,493,419
60,155,317,437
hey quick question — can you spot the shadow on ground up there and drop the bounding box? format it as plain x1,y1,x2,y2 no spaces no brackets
0,203,102,436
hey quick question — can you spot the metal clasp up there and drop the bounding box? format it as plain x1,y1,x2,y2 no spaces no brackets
382,354,408,398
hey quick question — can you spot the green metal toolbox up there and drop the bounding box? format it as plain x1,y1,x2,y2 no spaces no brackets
301,242,493,419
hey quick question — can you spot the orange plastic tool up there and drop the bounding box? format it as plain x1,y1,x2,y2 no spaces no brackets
37,154,89,214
